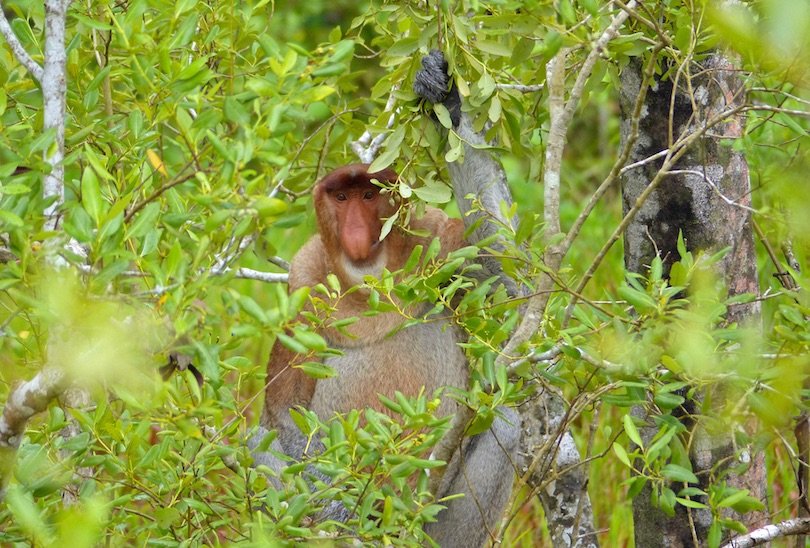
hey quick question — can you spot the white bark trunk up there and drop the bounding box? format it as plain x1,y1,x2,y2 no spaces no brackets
42,0,70,230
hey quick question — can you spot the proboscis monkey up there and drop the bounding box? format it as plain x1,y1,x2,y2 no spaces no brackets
250,164,518,547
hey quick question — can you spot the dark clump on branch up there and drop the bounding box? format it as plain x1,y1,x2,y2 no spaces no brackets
413,49,462,127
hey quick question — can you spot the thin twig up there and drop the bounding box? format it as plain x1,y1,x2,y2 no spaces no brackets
351,85,401,164
502,1,638,363
620,148,670,175
232,268,288,283
721,518,810,548
124,170,199,223
496,83,544,93
750,87,810,107
747,104,810,118
664,169,757,212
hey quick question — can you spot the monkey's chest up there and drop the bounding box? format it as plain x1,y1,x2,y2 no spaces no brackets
309,321,467,418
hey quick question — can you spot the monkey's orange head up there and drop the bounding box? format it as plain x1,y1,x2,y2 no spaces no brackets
314,164,399,263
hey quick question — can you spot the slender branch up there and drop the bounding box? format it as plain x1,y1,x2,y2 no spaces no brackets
0,369,66,451
41,0,71,230
782,238,801,274
124,170,198,223
0,2,44,81
721,518,810,548
502,1,637,362
620,148,670,175
211,235,254,275
266,255,290,271
747,104,810,118
351,85,400,164
613,0,672,47
543,50,566,238
664,169,756,212
0,368,67,500
506,344,623,377
496,83,544,93
561,44,664,259
232,268,288,283
561,0,636,126
752,220,798,291
750,87,810,107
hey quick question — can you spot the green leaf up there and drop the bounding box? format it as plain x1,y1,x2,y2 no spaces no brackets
618,285,656,314
488,95,502,123
154,507,181,529
654,391,685,411
0,183,31,195
387,36,419,57
613,442,632,468
445,141,463,162
623,414,643,449
476,40,511,57
207,130,234,163
83,144,113,180
276,332,307,354
238,295,269,324
292,328,328,352
224,97,250,126
296,361,337,379
81,166,104,227
63,207,93,242
289,409,313,435
478,72,496,99
368,147,398,173
412,180,451,204
661,463,698,484
707,521,722,548
466,411,495,436
128,203,160,238
660,486,676,516
675,497,707,509
329,40,355,63
717,488,751,508
434,103,452,129
246,77,275,97
173,0,197,18
379,213,397,242
0,209,24,228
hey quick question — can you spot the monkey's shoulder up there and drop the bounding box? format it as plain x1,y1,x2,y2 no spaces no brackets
288,235,329,290
409,207,465,256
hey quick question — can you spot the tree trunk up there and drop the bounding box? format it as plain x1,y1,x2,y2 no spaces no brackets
620,53,765,545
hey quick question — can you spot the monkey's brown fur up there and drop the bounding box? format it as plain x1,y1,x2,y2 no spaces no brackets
262,164,466,430
256,164,517,547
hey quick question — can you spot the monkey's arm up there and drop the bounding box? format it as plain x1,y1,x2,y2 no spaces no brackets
416,52,522,547
414,50,521,297
424,407,520,548
256,237,327,462
412,207,466,259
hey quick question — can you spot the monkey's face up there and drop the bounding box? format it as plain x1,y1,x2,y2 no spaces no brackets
325,182,384,263
314,165,398,267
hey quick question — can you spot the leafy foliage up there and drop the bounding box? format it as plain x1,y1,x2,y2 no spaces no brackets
0,0,809,546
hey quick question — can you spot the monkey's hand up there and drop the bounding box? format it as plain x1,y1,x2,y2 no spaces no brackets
414,49,462,127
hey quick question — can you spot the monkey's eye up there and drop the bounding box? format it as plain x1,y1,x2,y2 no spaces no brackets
336,193,347,201
363,190,375,200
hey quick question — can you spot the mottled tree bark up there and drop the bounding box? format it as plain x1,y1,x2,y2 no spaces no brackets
620,54,765,546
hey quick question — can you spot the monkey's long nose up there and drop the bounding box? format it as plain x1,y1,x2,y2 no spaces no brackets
341,222,376,262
